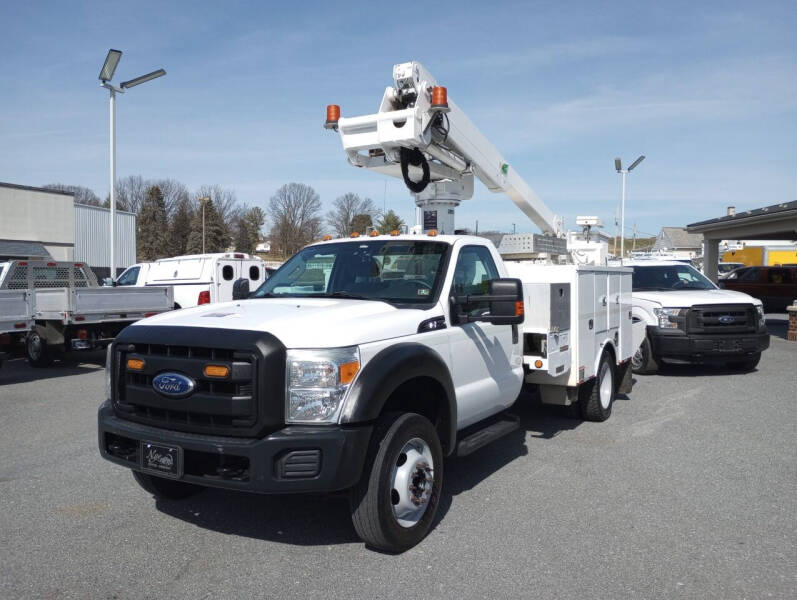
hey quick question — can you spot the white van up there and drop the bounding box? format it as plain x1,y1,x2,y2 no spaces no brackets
144,253,266,309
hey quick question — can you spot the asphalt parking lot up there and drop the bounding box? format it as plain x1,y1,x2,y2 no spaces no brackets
1,315,795,599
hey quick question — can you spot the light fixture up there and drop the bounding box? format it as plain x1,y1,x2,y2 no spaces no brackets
628,155,646,171
99,49,122,82
121,69,167,89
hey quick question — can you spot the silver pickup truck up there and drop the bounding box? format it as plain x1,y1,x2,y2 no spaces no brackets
0,260,173,366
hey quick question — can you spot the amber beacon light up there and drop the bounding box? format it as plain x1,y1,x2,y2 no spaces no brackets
325,104,341,129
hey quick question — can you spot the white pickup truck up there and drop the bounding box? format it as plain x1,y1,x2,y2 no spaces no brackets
98,234,634,551
628,260,769,373
0,260,173,366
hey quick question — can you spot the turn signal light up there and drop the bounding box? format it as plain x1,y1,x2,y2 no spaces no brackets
127,358,145,371
534,359,543,369
322,234,332,241
198,290,211,305
369,230,379,237
14,322,27,329
350,232,360,238
325,104,340,129
390,230,400,236
204,364,230,378
339,361,360,385
427,229,438,237
515,301,524,317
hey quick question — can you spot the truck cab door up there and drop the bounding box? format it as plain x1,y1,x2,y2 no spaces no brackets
444,245,523,428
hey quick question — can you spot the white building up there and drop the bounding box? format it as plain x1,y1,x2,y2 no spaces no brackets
0,181,136,278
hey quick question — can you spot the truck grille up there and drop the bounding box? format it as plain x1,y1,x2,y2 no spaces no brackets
111,326,285,438
686,304,757,334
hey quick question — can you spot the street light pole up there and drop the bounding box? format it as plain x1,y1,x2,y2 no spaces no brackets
614,155,645,265
98,49,165,278
109,87,116,277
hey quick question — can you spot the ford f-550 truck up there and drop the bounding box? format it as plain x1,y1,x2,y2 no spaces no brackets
98,61,636,551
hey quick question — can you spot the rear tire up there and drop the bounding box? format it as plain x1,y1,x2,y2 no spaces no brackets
631,336,658,374
132,471,204,500
580,352,615,422
727,353,761,372
349,412,443,553
25,332,53,367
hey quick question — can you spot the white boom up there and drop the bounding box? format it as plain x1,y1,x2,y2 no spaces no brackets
326,61,564,237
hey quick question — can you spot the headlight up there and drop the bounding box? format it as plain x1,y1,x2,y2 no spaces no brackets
653,307,686,329
105,343,114,401
756,305,765,327
286,346,360,424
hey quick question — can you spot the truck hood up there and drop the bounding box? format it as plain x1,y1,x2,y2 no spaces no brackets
633,289,761,307
136,297,435,348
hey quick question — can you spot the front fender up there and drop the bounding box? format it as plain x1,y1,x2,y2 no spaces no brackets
341,343,457,455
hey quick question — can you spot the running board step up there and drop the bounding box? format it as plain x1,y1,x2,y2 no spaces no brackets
455,413,520,457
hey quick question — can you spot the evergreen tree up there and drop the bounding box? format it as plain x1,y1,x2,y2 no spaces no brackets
168,198,194,256
137,185,170,260
186,197,227,254
376,209,405,234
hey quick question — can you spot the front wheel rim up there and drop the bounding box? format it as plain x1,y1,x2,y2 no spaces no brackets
390,437,435,528
599,362,613,409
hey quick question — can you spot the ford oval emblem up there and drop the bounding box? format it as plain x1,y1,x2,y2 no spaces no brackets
152,372,196,398
718,315,735,324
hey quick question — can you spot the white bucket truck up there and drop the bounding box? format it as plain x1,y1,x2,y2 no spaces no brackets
98,62,637,552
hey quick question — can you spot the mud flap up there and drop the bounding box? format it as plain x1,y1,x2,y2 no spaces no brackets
617,360,633,394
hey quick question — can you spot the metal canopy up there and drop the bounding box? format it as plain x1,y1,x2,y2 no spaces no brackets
688,200,797,241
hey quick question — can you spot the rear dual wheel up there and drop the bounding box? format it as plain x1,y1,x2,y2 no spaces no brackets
25,331,53,367
580,352,615,422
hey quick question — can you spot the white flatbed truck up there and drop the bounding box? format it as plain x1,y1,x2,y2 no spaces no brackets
97,61,636,552
0,260,173,366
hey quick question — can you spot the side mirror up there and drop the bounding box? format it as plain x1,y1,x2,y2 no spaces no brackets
102,277,115,287
451,277,524,325
232,278,250,300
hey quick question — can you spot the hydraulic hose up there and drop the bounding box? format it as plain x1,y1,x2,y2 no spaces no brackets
400,147,431,193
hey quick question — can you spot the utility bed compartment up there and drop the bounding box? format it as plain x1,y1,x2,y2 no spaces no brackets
0,289,35,333
505,262,634,392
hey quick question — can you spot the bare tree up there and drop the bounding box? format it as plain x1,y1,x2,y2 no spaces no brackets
326,193,378,237
42,183,101,206
268,183,322,257
195,184,241,244
153,179,190,217
112,175,149,212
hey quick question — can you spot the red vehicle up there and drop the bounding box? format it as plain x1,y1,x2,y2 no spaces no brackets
719,266,797,311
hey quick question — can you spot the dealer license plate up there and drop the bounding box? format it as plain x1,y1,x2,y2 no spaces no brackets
140,442,182,478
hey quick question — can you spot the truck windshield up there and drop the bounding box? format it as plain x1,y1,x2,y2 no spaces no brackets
250,240,449,305
632,264,717,291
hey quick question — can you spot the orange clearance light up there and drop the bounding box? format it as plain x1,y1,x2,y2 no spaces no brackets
126,358,145,371
322,234,332,241
369,230,379,237
515,301,524,317
339,361,360,385
431,86,449,111
534,359,543,369
324,104,341,129
427,229,438,237
390,230,400,236
350,231,360,238
204,364,230,378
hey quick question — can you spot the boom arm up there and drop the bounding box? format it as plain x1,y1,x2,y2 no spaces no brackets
327,61,563,236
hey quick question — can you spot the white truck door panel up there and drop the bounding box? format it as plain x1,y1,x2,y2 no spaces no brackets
445,244,521,428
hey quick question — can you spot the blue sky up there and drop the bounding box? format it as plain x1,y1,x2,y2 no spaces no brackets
2,1,796,237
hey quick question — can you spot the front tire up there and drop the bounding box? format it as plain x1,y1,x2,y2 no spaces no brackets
727,353,761,372
581,352,615,422
631,336,658,374
349,412,443,552
26,331,53,367
132,471,204,500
